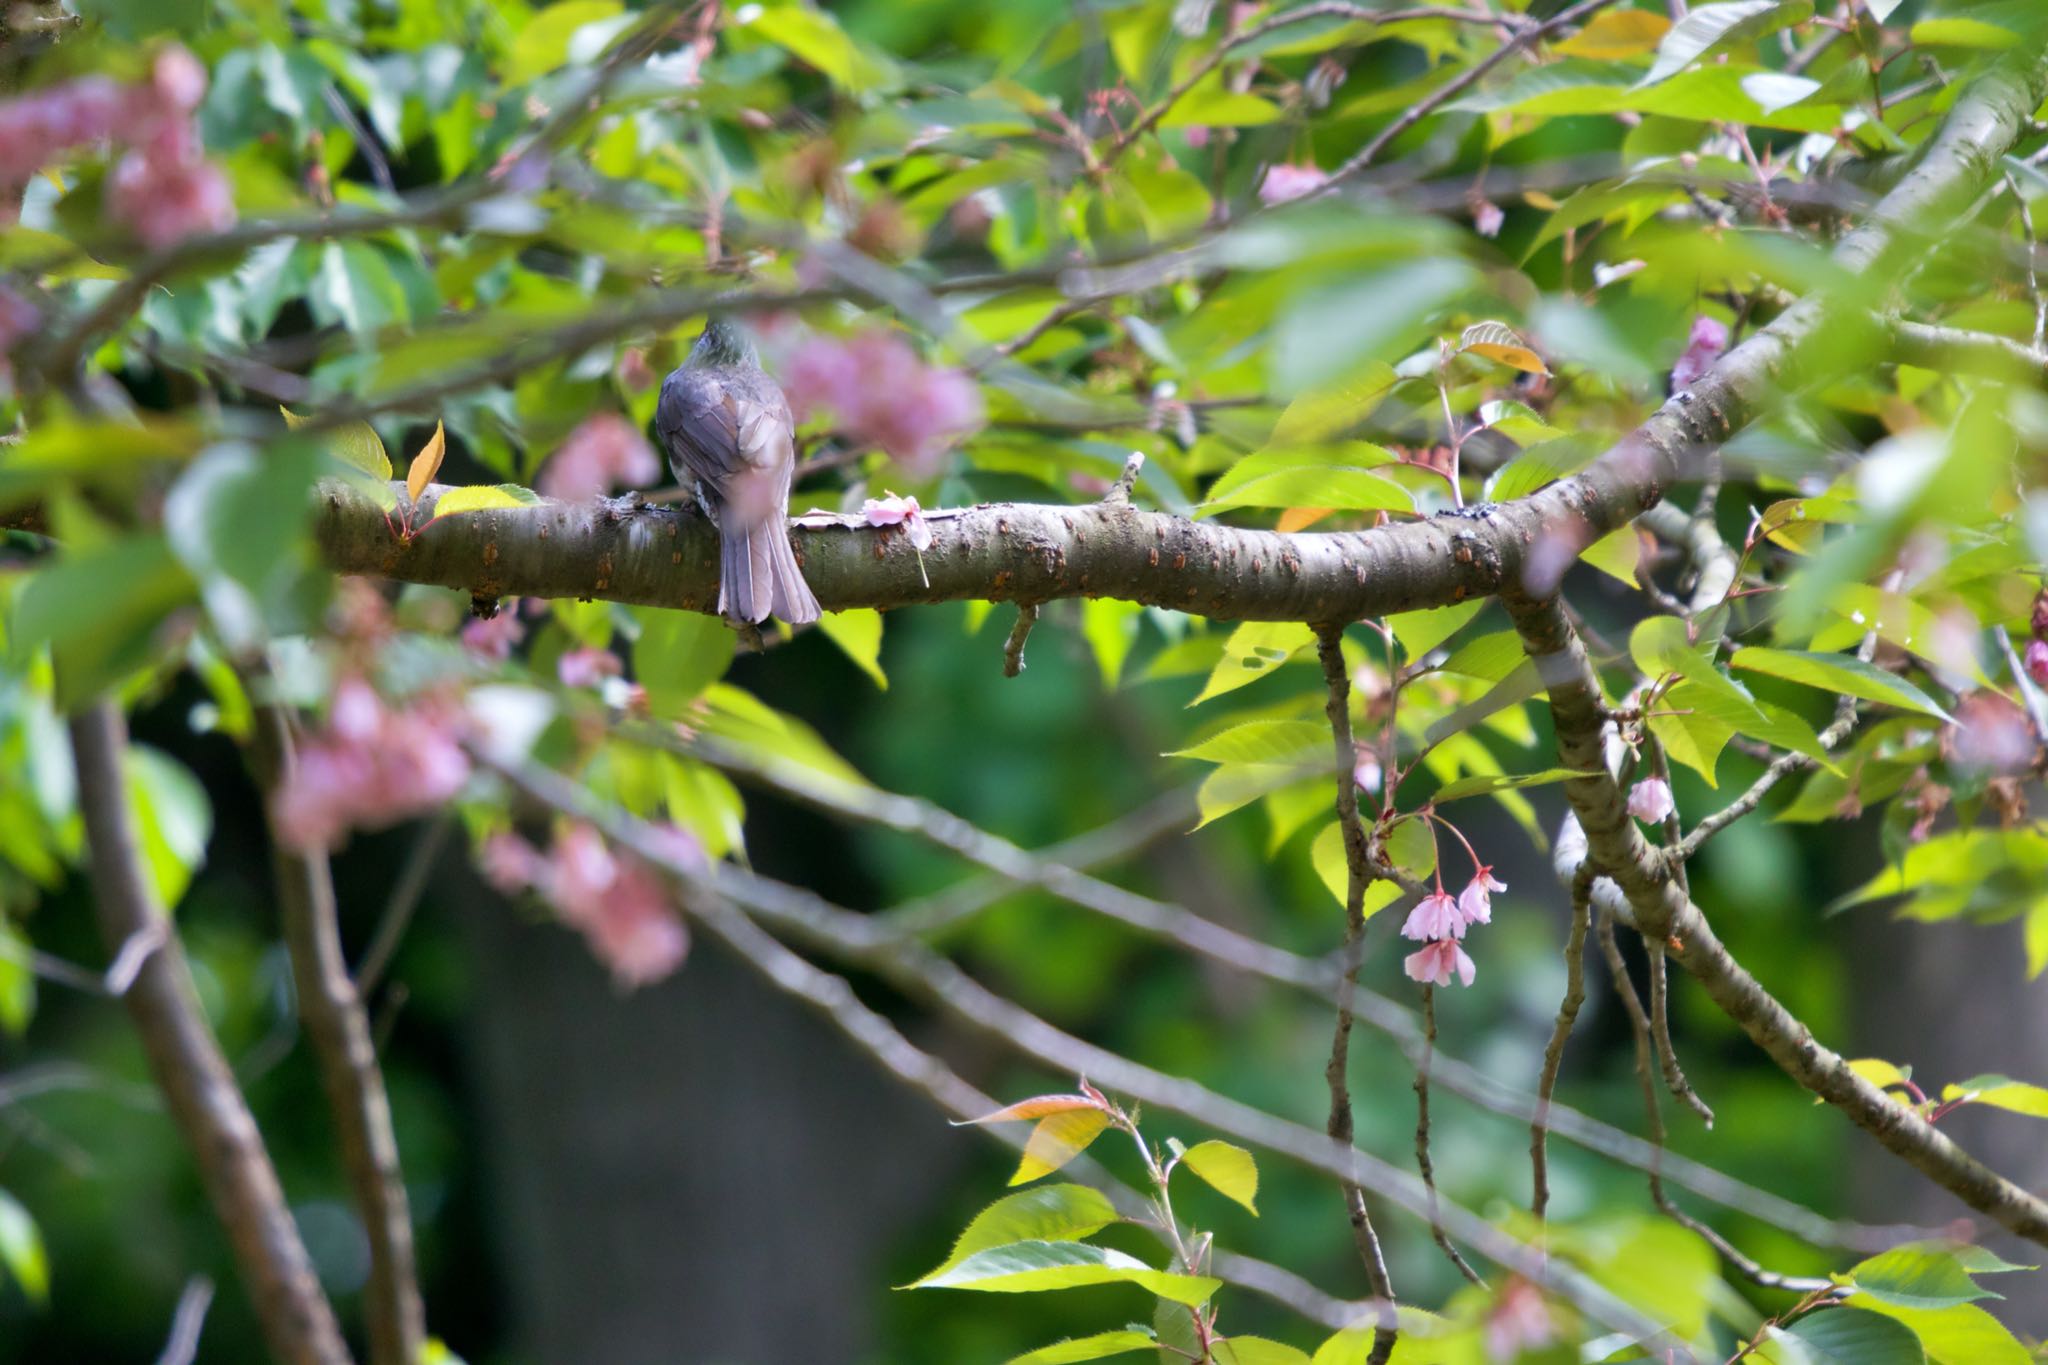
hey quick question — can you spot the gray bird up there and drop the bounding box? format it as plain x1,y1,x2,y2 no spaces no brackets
656,318,821,625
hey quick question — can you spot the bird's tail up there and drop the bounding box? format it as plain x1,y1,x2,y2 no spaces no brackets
720,507,820,625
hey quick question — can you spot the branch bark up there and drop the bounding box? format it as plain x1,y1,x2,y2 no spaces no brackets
67,701,353,1365
248,697,427,1365
1506,590,2048,1246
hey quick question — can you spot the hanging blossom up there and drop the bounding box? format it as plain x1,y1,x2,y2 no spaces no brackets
557,646,623,689
461,604,526,661
780,327,983,479
1,47,233,247
482,822,700,989
1401,865,1504,987
537,413,659,502
273,677,471,852
1627,777,1674,824
2026,639,2048,690
1403,937,1476,989
1351,742,1382,796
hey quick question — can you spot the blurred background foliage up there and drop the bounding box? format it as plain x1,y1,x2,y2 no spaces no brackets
4,0,2048,1359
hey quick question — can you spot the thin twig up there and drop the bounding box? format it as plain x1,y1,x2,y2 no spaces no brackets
1531,863,1593,1222
248,691,425,1365
355,813,452,996
1002,602,1040,677
1322,0,1620,187
1313,624,1400,1355
153,1277,217,1365
1413,986,1485,1287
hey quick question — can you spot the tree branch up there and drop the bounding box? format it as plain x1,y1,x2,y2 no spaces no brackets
1506,589,2048,1246
67,701,353,1365
247,695,427,1365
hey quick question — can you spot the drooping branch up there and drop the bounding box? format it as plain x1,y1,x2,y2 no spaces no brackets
247,696,427,1365
1508,590,2048,1247
67,702,353,1365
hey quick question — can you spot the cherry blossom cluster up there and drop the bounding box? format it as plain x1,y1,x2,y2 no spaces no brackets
0,47,233,249
1400,859,1505,989
537,413,659,502
273,677,471,852
777,327,983,479
1669,315,1729,391
481,822,698,989
861,492,933,549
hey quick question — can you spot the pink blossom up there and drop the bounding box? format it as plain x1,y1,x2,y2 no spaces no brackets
537,413,659,501
478,831,545,894
273,683,471,851
1669,315,1729,390
1403,938,1476,988
1627,777,1674,824
1950,691,2037,775
1184,126,1211,150
1471,198,1504,238
557,647,623,688
1258,162,1329,205
617,347,656,392
1402,889,1463,942
105,117,234,249
1457,867,1505,928
781,329,983,478
538,823,691,989
148,46,208,114
2026,639,2048,689
1485,1278,1555,1360
462,607,526,660
861,493,933,550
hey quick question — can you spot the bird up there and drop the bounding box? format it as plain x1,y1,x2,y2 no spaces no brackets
656,317,821,626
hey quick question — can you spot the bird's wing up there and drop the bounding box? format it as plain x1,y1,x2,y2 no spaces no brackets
730,390,796,481
656,368,748,485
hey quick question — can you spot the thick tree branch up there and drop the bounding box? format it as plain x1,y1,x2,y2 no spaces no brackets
248,697,427,1365
67,701,352,1365
1507,590,2048,1246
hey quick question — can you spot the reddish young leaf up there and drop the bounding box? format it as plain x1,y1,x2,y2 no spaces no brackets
407,421,446,503
1009,1109,1112,1186
961,1094,1108,1125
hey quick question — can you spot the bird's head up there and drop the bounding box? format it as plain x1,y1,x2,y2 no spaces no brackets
689,315,759,369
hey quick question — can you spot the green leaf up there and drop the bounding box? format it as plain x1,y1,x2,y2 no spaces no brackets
1267,366,1399,445
1189,622,1316,705
1159,78,1283,127
1843,1246,2000,1310
1196,764,1306,829
0,924,34,1037
1775,1307,1925,1365
12,536,199,710
1854,1301,2031,1365
1728,648,1952,722
433,485,542,518
1169,721,1327,766
1638,0,1814,87
127,745,211,910
1908,18,2021,51
633,608,735,716
1388,600,1485,662
1633,616,1765,724
1001,1331,1157,1365
1080,599,1141,689
309,241,409,338
1198,465,1415,517
920,1185,1120,1281
0,1190,47,1306
742,2,902,92
1428,768,1591,803
913,1241,1221,1306
2027,899,2048,979
817,609,887,690
1270,261,1476,395
508,0,624,83
1213,1339,1314,1365
282,405,392,479
1178,1140,1258,1215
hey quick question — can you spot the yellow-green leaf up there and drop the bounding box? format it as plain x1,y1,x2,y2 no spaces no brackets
1553,8,1671,58
1939,1075,2048,1119
283,405,391,479
1179,1140,1258,1215
914,1241,1221,1306
818,609,887,690
1190,622,1317,706
1010,1110,1112,1185
917,1185,1121,1283
1003,1331,1157,1365
433,484,541,518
